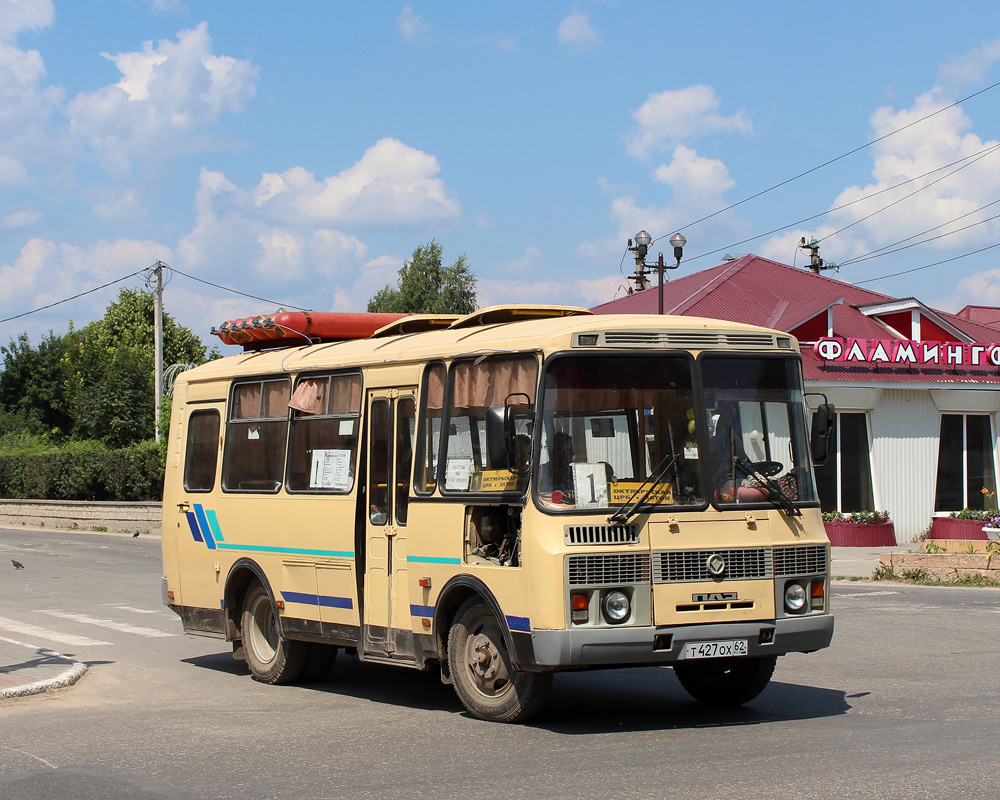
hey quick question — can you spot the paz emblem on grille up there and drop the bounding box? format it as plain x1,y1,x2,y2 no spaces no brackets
706,553,727,577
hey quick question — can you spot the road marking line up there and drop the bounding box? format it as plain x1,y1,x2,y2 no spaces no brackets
98,604,165,615
0,615,112,647
834,590,900,598
40,610,174,638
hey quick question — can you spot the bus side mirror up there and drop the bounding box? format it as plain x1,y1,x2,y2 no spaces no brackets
485,406,510,470
811,403,835,466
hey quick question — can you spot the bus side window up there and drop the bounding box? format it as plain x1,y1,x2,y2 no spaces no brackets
369,399,392,525
183,410,220,492
395,398,415,524
222,378,290,493
415,363,445,494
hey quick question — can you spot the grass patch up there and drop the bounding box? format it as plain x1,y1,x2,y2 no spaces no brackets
871,563,1000,588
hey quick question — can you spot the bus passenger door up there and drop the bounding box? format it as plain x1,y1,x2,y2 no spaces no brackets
362,389,416,660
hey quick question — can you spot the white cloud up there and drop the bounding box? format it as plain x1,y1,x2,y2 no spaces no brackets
0,236,172,334
251,137,461,226
816,90,1000,263
653,145,735,200
626,85,752,160
932,268,1000,314
500,246,543,276
937,37,1000,93
1,208,42,228
557,13,601,49
398,6,431,41
0,0,53,43
65,22,258,174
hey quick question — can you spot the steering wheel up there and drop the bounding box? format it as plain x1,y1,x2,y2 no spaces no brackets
750,460,783,477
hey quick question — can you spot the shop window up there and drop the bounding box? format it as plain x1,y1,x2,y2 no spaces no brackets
222,378,290,492
815,412,874,513
934,414,998,511
286,373,362,493
183,410,220,492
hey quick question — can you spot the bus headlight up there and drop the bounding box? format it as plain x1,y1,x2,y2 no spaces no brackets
784,582,807,613
601,590,631,624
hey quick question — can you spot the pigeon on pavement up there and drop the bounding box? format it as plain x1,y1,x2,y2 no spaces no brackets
12,559,25,569
132,530,141,538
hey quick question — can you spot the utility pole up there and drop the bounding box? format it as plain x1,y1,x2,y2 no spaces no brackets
153,260,164,442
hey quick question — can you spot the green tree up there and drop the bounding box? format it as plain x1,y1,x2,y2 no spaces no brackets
62,288,210,447
368,240,477,314
0,331,74,439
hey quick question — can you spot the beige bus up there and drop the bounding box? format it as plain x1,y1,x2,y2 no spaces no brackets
161,305,835,723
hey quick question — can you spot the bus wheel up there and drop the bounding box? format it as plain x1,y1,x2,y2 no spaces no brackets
241,583,307,685
673,655,777,706
447,599,552,723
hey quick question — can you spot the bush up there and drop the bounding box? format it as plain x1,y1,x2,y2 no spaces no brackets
0,439,163,501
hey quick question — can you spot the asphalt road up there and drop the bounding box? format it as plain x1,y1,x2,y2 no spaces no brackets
1,526,998,800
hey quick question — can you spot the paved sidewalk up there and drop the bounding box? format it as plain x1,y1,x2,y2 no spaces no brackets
830,545,911,579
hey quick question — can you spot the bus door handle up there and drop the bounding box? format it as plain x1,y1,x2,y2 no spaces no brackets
177,502,191,513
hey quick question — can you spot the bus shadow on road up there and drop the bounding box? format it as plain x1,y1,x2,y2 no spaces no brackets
537,666,850,733
183,651,849,730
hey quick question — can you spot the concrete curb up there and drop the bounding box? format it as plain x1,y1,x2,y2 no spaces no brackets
0,639,88,700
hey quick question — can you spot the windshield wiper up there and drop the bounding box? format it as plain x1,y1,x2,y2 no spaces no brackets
734,456,801,517
608,451,680,525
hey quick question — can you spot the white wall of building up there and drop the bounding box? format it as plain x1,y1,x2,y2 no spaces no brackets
870,388,941,543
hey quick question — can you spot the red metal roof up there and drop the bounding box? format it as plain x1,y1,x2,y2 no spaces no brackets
592,254,1000,385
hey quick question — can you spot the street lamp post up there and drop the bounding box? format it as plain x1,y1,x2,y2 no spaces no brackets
627,230,686,314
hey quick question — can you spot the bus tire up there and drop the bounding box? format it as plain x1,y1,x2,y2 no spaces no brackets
241,583,307,685
673,655,777,706
447,598,552,723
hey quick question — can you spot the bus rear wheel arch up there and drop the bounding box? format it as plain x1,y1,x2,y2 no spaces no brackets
240,582,308,685
447,597,552,723
673,654,777,706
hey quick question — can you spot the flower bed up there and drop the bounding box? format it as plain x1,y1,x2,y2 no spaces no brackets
931,517,988,540
822,510,896,547
824,521,896,547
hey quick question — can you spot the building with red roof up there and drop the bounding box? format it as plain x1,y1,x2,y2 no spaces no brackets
593,254,1000,543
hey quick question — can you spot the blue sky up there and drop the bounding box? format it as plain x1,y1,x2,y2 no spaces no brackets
2,0,1000,348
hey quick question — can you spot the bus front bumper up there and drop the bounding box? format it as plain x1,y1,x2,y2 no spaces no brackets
526,614,834,669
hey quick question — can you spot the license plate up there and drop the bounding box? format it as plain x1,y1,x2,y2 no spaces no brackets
682,639,748,659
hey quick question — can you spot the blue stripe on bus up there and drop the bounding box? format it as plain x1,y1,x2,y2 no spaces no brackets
206,508,224,542
214,543,354,558
506,615,531,632
185,511,203,542
410,604,435,617
281,591,353,609
194,504,216,550
407,555,461,565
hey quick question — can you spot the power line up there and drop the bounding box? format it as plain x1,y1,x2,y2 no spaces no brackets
816,142,1000,245
680,144,1000,266
166,267,311,312
0,270,145,325
855,241,1000,285
643,77,1000,247
839,203,1000,267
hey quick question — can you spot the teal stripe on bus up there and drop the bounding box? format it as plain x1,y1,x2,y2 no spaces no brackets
407,555,461,565
206,508,224,542
214,543,355,558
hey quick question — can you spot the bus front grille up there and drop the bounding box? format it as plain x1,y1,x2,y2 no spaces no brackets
773,544,827,575
567,553,651,586
654,548,773,583
564,523,640,545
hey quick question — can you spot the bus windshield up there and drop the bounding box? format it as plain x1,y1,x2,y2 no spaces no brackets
536,353,815,512
536,355,702,510
701,354,816,508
